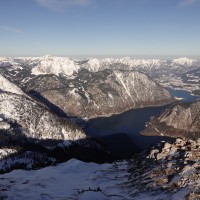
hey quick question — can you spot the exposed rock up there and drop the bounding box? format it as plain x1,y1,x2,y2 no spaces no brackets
176,138,186,146
128,139,200,200
163,142,172,150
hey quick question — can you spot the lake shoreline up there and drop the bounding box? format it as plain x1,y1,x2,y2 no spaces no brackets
86,88,199,157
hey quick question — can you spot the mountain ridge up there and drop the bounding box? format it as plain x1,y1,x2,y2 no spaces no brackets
25,68,173,119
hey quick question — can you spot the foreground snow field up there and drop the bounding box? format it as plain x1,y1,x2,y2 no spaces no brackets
0,138,199,200
0,159,131,200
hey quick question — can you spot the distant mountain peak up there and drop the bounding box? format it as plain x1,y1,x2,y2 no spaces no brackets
32,55,80,76
173,57,196,66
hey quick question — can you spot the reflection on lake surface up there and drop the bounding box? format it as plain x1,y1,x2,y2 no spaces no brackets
87,105,173,157
86,88,198,157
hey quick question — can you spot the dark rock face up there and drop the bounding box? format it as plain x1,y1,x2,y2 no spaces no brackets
141,100,200,139
128,138,200,200
24,69,173,119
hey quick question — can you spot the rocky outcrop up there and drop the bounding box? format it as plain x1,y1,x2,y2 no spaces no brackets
128,138,200,200
25,69,173,119
141,100,200,139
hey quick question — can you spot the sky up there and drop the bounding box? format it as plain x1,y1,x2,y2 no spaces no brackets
0,0,200,57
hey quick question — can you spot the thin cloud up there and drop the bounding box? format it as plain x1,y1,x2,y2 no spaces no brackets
179,0,197,6
139,0,198,7
0,26,24,33
36,0,93,11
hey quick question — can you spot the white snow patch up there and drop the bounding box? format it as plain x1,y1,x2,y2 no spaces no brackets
0,149,17,159
114,71,134,102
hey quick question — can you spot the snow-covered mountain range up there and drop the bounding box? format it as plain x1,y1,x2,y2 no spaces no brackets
1,55,199,94
0,55,198,76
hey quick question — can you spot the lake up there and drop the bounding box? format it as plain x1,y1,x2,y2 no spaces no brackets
86,88,198,158
167,88,199,103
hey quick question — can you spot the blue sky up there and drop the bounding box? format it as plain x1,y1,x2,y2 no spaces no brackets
0,0,200,57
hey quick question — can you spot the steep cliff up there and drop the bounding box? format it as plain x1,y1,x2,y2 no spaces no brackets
141,100,200,139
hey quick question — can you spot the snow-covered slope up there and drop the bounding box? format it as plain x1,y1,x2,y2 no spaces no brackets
0,57,20,68
0,91,85,141
0,55,198,74
0,61,85,142
0,138,199,200
0,159,130,200
80,56,199,95
31,56,167,75
1,55,196,76
0,74,25,95
0,56,39,68
0,55,199,118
